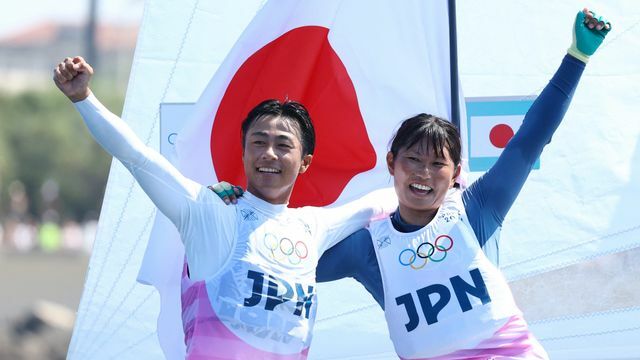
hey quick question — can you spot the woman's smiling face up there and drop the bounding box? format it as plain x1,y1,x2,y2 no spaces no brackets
387,140,460,225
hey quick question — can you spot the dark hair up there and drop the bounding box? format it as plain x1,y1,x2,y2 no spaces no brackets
241,99,316,156
389,113,461,166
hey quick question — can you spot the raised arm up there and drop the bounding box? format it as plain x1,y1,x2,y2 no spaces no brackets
463,9,611,246
53,56,205,228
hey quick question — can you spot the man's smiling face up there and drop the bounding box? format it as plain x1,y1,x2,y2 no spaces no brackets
242,115,312,204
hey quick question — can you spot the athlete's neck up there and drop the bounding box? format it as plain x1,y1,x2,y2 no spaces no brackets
246,184,292,205
396,205,438,228
242,191,288,215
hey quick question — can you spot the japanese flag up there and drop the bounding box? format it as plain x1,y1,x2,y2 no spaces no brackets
177,0,464,206
466,96,537,172
469,115,523,157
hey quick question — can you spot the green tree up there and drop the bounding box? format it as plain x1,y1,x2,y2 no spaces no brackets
0,80,124,221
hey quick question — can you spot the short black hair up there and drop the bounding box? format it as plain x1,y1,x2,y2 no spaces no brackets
389,113,461,166
240,99,315,156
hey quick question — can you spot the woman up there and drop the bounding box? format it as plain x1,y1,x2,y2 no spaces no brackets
316,8,610,359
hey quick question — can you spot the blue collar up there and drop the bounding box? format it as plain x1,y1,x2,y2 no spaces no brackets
390,209,424,233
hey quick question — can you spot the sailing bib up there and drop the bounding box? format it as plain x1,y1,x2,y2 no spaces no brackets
370,191,521,359
181,199,318,359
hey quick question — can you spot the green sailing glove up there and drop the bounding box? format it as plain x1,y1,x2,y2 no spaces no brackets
568,9,612,63
209,181,244,205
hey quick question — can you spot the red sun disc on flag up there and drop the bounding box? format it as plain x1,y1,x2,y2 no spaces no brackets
210,26,376,207
489,124,515,149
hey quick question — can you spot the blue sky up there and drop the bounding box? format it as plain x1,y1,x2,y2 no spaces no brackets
0,0,144,38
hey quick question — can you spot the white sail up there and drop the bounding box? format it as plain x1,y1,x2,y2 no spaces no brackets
68,1,640,359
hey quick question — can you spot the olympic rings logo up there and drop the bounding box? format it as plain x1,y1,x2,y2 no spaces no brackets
398,235,454,270
263,233,309,265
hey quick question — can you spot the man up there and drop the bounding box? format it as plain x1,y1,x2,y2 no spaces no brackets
54,58,394,359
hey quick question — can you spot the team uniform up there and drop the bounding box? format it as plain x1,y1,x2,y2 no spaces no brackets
370,190,545,359
317,54,587,359
74,96,396,359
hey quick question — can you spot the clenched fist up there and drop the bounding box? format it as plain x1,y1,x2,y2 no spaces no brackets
53,56,94,102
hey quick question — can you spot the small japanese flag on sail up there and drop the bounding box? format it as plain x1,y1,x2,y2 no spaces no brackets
466,96,539,172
